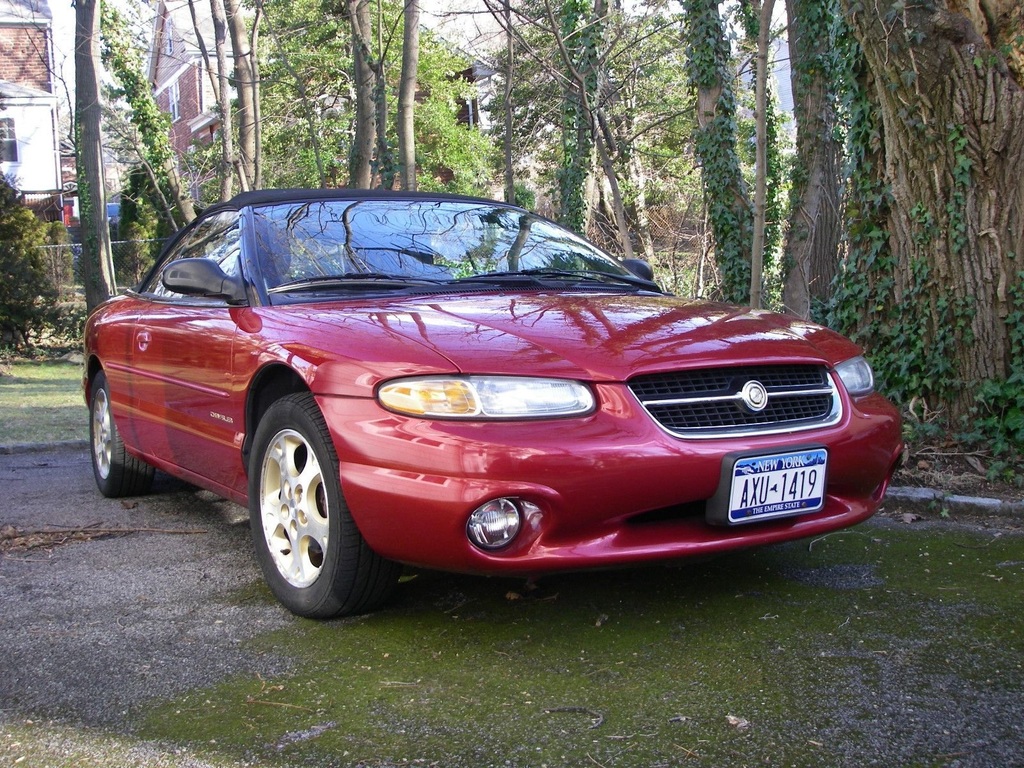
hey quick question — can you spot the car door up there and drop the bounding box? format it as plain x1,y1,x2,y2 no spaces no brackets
129,211,249,494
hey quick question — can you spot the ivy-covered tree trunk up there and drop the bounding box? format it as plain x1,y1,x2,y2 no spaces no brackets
782,0,843,318
683,0,754,303
557,0,597,234
75,0,116,310
838,0,1024,424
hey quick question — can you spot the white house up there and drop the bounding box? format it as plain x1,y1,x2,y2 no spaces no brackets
0,0,62,219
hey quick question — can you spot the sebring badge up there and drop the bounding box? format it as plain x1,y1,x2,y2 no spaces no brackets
739,380,769,412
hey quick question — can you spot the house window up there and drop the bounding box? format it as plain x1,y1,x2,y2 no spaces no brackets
169,80,180,122
165,20,174,55
0,118,16,163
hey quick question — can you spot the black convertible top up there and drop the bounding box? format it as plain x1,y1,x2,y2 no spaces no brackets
205,187,518,215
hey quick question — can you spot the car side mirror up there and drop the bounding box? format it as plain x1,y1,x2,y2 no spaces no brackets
162,258,247,304
622,258,655,282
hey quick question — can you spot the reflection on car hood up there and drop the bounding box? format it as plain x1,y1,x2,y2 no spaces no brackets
284,293,861,382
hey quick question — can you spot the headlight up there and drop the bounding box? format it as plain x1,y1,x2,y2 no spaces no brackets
377,376,595,419
835,356,875,397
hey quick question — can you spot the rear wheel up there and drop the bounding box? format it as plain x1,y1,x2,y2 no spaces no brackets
248,392,401,618
89,371,154,497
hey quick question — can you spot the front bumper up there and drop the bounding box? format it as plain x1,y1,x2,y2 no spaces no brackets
318,383,903,576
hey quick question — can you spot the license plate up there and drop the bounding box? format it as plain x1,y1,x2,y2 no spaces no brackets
725,448,828,524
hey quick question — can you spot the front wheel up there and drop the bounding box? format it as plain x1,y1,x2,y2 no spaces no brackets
89,370,154,497
248,393,401,618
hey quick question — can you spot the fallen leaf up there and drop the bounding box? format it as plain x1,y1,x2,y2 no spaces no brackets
902,512,923,524
726,714,751,730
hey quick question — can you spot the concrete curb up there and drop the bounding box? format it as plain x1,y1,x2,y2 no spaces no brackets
0,439,89,455
885,485,1023,516
1,441,1019,516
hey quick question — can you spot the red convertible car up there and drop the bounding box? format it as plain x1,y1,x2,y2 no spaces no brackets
84,189,903,618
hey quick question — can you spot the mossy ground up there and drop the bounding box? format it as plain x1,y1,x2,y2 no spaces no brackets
140,521,1024,767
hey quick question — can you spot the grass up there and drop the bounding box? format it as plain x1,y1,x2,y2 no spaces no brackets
0,357,86,445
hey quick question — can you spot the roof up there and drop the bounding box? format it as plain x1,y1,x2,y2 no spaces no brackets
0,0,51,24
0,80,55,101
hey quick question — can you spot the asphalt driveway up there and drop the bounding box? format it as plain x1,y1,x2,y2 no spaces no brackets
2,444,1023,767
0,445,293,726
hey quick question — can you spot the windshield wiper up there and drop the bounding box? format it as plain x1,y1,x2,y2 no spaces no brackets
268,273,445,294
450,268,660,292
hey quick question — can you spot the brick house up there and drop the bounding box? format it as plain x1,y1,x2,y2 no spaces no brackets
0,0,62,220
148,0,219,185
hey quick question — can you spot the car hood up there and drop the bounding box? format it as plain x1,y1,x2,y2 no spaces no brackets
284,292,862,386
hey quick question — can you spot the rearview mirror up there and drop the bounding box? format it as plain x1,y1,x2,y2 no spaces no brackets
622,258,655,282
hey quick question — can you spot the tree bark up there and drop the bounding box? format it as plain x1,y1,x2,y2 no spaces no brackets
348,0,376,189
225,0,259,191
843,0,1024,420
502,0,515,204
782,0,842,318
209,0,234,200
74,0,116,310
750,0,774,310
397,0,419,191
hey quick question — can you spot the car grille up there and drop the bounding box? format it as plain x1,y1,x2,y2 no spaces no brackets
628,364,841,438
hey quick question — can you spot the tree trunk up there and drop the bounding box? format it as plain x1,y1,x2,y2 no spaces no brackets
843,0,1024,420
74,0,116,310
683,0,754,304
626,149,655,261
209,0,234,200
502,0,515,204
749,0,774,310
782,0,842,318
556,0,595,235
397,0,419,191
348,0,376,189
225,0,259,191
372,0,395,189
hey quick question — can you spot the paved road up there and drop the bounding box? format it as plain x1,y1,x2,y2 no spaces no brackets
0,445,292,726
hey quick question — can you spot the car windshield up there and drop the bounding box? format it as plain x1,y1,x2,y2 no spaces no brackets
251,199,641,294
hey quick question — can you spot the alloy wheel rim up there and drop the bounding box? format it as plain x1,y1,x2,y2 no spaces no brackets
92,388,113,480
259,428,330,587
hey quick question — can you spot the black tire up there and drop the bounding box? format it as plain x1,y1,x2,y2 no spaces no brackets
248,392,401,618
89,371,155,497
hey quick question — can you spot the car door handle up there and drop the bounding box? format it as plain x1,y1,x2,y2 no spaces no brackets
137,330,152,352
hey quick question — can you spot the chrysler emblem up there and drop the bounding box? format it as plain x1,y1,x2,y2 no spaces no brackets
739,380,769,412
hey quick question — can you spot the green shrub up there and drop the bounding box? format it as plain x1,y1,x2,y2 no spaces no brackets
0,177,55,348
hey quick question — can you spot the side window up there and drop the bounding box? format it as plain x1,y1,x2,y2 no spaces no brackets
143,211,243,302
0,118,17,163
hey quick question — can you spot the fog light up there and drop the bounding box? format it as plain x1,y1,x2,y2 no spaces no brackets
467,498,522,550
